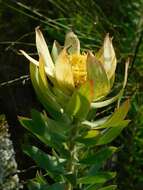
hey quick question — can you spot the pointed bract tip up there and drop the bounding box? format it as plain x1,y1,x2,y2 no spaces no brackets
35,26,40,32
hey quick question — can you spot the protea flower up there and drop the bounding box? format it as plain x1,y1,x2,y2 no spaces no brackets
20,27,116,100
19,28,130,190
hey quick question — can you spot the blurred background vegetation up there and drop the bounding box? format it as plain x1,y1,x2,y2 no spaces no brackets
0,0,143,189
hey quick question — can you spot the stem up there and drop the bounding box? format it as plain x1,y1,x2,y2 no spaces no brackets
65,122,79,190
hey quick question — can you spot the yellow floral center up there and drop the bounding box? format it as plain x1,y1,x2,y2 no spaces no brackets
69,54,87,87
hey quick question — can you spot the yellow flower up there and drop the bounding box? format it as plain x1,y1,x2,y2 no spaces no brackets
20,27,117,101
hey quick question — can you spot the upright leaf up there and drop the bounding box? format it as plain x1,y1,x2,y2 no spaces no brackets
87,52,110,101
30,63,66,121
64,31,80,54
55,48,74,93
35,27,54,77
51,40,62,63
66,81,91,120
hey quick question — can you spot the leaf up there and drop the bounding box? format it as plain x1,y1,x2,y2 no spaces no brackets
24,146,64,174
96,35,117,80
66,81,91,120
88,119,130,130
35,27,54,77
82,116,110,129
98,100,130,129
77,172,116,184
91,89,123,109
30,63,68,122
19,111,67,151
42,112,69,134
52,87,70,108
47,183,65,190
39,55,49,88
79,146,117,166
84,130,100,139
87,52,110,101
28,182,65,190
97,185,117,190
51,40,62,63
96,123,130,145
31,109,66,143
20,50,39,66
76,135,98,146
35,171,47,185
66,91,81,116
64,173,76,186
84,184,100,190
19,116,51,146
64,31,80,54
28,181,49,190
55,48,74,92
77,119,130,146
103,34,117,80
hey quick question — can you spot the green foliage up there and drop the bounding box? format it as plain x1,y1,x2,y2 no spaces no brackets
77,172,116,184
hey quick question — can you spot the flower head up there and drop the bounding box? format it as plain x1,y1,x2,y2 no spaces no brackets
20,27,117,101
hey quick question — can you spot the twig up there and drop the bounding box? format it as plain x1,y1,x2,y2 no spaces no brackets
0,75,30,88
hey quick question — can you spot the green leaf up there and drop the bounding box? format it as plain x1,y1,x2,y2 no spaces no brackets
66,81,91,120
78,120,129,146
31,109,66,142
35,171,47,185
77,136,98,146
76,128,99,146
94,119,130,130
47,183,65,190
24,146,65,174
79,146,117,166
28,182,65,190
77,172,116,184
97,185,117,190
84,184,100,190
19,113,68,154
98,100,130,129
84,130,100,139
87,53,110,101
66,91,80,117
30,63,68,122
19,116,51,146
28,181,49,190
64,173,76,186
52,87,70,109
96,123,130,145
